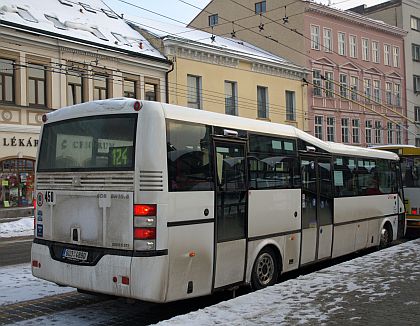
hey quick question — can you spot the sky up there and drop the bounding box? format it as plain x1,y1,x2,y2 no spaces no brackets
104,0,390,27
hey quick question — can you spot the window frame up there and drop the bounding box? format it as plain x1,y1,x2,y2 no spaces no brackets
315,115,323,140
208,14,218,27
285,90,296,121
349,35,357,58
338,32,346,56
255,1,266,14
187,74,202,109
372,41,380,63
327,116,335,142
225,80,237,116
341,118,349,143
362,38,369,61
311,25,320,50
27,63,47,107
0,58,15,104
257,85,269,119
323,28,332,52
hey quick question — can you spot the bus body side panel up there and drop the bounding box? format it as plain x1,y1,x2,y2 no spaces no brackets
247,189,301,275
333,194,398,257
165,191,214,301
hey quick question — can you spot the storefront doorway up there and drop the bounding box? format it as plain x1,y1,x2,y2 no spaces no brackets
0,158,35,208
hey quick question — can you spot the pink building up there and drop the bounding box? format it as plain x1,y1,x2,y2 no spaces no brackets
189,0,408,146
307,4,407,146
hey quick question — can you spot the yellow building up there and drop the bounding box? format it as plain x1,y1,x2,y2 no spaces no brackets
130,18,308,129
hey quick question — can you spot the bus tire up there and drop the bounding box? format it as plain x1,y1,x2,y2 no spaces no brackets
251,247,279,291
379,223,392,249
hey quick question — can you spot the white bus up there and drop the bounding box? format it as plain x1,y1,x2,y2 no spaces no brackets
32,99,405,302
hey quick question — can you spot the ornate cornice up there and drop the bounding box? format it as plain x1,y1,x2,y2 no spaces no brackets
306,3,407,37
251,63,306,80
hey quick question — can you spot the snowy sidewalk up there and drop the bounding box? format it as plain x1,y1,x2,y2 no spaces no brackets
157,239,420,325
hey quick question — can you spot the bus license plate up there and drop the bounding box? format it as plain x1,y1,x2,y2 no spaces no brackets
62,248,88,261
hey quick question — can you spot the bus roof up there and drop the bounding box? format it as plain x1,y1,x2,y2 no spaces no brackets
45,99,399,161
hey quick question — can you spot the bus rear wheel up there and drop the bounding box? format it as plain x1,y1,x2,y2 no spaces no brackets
379,224,392,249
251,247,279,290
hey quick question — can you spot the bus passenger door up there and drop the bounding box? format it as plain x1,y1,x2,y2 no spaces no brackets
213,140,247,289
300,156,333,265
300,157,318,265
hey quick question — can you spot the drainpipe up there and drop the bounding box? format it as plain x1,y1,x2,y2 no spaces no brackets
165,60,174,104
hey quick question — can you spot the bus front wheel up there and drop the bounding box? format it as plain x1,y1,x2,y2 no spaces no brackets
251,247,279,290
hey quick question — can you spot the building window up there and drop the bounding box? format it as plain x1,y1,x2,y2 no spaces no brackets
396,124,402,144
350,76,358,101
327,117,335,142
324,71,333,97
394,83,401,107
45,15,67,30
393,46,400,68
257,86,268,118
0,58,14,103
315,116,323,140
352,119,360,144
375,121,382,144
349,35,357,58
67,68,83,105
323,28,332,52
28,63,46,107
255,1,266,14
311,25,320,50
384,44,391,66
372,41,380,63
225,81,237,116
413,44,420,61
362,38,369,61
340,73,348,98
208,14,218,26
187,75,201,109
285,90,296,121
414,75,420,93
93,73,108,100
386,82,392,105
16,7,38,23
145,82,158,101
123,79,136,98
338,32,346,56
0,159,35,209
341,118,349,143
363,78,371,102
373,80,380,103
416,106,420,122
313,70,322,96
411,16,420,31
387,122,393,144
365,120,372,144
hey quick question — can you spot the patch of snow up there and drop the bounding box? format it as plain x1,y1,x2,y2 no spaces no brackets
0,217,34,238
0,263,73,305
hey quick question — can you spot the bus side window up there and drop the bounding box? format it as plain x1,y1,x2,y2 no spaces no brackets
166,121,213,192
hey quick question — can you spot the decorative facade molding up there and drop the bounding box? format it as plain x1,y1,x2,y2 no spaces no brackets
251,63,305,80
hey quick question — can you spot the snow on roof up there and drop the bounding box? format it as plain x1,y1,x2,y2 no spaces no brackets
0,0,165,60
124,15,305,71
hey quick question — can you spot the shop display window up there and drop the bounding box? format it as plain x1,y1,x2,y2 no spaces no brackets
0,159,34,208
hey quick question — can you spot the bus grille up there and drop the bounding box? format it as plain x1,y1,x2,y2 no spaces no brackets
139,171,164,191
36,173,134,191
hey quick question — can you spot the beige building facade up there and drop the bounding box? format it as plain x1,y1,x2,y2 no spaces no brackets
0,0,171,216
132,19,308,129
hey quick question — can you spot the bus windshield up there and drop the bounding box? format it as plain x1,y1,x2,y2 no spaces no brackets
37,114,137,172
400,156,420,188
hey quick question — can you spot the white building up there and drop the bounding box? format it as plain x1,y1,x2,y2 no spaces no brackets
0,0,171,216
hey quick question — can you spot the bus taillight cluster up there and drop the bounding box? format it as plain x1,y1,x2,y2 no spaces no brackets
133,204,157,250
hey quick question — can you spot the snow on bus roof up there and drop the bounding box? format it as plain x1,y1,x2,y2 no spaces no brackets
45,99,398,161
0,0,164,60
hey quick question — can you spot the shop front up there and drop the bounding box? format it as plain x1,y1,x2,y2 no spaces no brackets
0,127,40,217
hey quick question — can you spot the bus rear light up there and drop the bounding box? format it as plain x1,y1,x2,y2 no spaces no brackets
134,204,156,216
32,260,41,268
133,101,142,111
412,208,417,215
134,227,156,240
121,276,130,285
134,216,155,228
